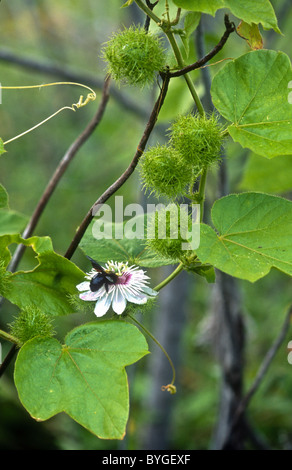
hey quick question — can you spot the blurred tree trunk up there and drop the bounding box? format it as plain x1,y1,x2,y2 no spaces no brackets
210,271,245,449
195,17,246,449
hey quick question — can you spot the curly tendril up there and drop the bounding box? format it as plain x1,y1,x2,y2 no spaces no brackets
1,81,96,146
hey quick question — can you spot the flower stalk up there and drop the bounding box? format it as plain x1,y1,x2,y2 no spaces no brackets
154,262,184,292
128,313,176,393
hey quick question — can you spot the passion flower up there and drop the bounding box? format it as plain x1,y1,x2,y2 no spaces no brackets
77,260,157,317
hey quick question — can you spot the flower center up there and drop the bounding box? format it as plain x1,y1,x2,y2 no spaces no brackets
115,272,132,285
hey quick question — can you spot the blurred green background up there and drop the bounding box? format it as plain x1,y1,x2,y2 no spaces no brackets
1,0,292,450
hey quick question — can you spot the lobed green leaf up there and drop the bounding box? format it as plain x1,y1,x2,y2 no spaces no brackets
196,192,292,282
211,50,292,158
0,234,84,316
14,321,149,439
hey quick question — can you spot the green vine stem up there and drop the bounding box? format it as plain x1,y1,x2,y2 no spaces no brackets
197,168,208,222
135,0,207,221
0,328,19,345
135,0,161,24
164,29,205,116
135,0,205,116
154,262,184,291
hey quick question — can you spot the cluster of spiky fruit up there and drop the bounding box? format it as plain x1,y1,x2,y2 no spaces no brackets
102,25,224,261
139,113,223,200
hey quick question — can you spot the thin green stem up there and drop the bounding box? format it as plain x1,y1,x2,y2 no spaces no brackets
135,0,161,24
0,328,19,345
184,73,205,116
165,0,171,23
221,128,230,138
135,2,207,232
127,313,176,389
198,168,208,222
164,30,205,116
135,0,205,116
154,262,184,292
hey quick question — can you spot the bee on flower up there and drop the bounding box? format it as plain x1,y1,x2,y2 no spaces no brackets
76,257,157,317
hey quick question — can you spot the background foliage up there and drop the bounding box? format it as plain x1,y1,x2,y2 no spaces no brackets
1,0,292,450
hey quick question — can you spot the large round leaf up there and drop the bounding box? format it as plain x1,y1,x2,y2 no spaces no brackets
211,50,292,158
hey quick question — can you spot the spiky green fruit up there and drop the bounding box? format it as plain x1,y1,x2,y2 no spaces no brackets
139,144,192,200
9,307,55,346
146,204,194,260
102,26,166,88
168,113,223,170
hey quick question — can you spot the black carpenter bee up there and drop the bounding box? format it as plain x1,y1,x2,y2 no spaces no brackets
87,256,118,293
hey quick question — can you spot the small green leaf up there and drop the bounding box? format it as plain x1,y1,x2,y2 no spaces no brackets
0,183,28,235
0,210,28,236
80,214,178,268
237,21,263,50
0,138,6,156
184,11,201,37
193,265,216,283
225,0,280,33
14,321,149,439
172,0,221,16
177,11,201,59
0,234,84,316
196,192,292,282
122,0,135,7
211,50,292,158
171,0,280,32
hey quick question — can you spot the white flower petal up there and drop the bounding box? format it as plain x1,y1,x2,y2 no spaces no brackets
94,295,112,317
141,286,158,297
76,281,90,292
112,289,127,315
79,290,100,301
123,289,147,304
131,296,148,305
